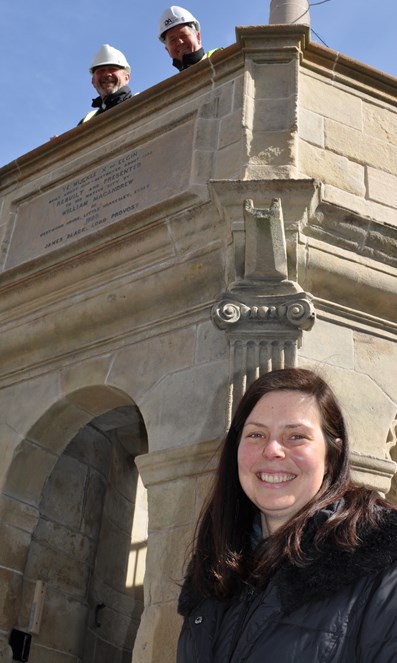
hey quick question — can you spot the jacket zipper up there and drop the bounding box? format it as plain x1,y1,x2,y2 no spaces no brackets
227,586,256,663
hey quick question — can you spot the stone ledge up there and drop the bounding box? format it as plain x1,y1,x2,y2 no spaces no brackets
350,450,396,494
135,439,220,487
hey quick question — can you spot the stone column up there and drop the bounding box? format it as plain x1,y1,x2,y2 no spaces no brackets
269,0,311,27
211,198,315,421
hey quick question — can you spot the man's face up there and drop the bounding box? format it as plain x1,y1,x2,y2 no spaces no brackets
92,65,130,99
164,24,202,62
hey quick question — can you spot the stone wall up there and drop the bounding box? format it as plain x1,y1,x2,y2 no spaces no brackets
0,24,395,662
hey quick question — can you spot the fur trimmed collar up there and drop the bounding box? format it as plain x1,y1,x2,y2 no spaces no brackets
276,508,397,612
178,507,397,616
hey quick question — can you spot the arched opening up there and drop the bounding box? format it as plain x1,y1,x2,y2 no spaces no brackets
4,388,148,663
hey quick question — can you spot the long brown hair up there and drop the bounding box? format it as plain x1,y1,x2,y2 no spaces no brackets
187,368,394,599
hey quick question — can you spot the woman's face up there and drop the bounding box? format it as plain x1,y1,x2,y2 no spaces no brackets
237,390,328,534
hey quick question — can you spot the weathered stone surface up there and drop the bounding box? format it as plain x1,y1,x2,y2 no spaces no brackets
40,454,87,528
363,102,397,146
0,424,24,487
132,603,182,663
0,568,22,630
33,519,95,563
300,73,362,129
299,107,324,147
139,360,228,451
5,123,195,270
301,318,354,368
325,120,397,177
0,640,12,663
0,376,62,440
354,332,397,402
65,425,112,477
29,587,87,656
4,441,58,506
0,523,31,572
299,140,365,196
147,479,195,530
367,166,397,209
24,541,90,598
0,495,39,534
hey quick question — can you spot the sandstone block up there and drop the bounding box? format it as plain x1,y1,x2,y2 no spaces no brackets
363,103,397,146
145,527,193,604
147,478,195,530
249,130,296,166
40,454,86,529
299,107,324,147
299,141,365,196
367,167,397,209
132,602,182,663
214,141,244,179
0,523,31,572
301,73,362,129
354,332,397,402
254,99,296,132
139,360,228,452
253,61,296,99
4,441,58,506
301,319,354,368
325,119,397,177
219,110,244,149
196,320,228,364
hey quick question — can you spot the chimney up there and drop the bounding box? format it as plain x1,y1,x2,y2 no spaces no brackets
269,0,310,27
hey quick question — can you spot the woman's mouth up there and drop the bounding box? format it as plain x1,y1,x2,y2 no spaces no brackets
257,472,296,484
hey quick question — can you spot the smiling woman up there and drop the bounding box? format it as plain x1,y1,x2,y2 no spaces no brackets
238,390,328,534
176,368,397,662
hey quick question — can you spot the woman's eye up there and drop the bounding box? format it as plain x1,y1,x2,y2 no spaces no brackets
289,434,306,443
247,432,263,439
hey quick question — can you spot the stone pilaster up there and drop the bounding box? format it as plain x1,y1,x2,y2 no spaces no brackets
133,440,219,663
211,197,315,419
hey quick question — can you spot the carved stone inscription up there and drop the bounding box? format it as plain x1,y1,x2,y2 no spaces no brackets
6,122,194,268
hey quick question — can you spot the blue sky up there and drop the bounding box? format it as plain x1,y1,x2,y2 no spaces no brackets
1,0,397,168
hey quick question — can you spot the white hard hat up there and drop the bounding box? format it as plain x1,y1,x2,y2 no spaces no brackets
89,44,131,74
158,6,200,42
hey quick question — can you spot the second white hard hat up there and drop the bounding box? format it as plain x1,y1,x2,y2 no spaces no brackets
158,6,200,42
89,44,131,74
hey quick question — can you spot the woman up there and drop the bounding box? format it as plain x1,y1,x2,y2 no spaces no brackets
177,368,397,662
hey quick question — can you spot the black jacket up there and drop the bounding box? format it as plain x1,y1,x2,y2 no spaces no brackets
177,507,397,662
172,48,222,71
78,85,132,124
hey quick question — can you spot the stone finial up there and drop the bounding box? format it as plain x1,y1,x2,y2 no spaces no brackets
243,198,287,282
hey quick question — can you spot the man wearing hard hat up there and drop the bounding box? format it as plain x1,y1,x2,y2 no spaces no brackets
158,6,221,72
79,44,132,124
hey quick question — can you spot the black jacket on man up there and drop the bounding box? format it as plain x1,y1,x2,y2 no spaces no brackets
177,505,397,662
78,85,132,124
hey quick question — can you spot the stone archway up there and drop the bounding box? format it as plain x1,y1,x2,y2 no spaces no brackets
2,387,148,663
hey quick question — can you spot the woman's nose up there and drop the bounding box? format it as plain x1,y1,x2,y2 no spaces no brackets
262,439,285,459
